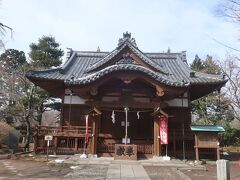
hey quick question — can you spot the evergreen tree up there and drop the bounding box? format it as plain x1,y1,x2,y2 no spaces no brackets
190,55,234,126
0,49,27,105
1,35,64,151
191,54,204,71
29,36,64,68
0,49,26,71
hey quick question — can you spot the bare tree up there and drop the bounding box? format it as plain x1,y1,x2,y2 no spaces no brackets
0,22,13,50
218,0,240,22
219,54,240,121
0,62,39,151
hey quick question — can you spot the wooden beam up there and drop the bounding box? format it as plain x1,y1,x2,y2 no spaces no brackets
70,70,187,100
154,117,160,156
87,101,167,109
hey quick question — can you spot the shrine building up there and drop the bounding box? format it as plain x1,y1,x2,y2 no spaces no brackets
26,32,227,160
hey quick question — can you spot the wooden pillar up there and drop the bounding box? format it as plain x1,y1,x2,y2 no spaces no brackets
217,148,220,160
194,133,199,160
173,130,176,157
154,117,160,156
60,96,65,131
91,116,98,154
74,137,78,154
195,147,199,161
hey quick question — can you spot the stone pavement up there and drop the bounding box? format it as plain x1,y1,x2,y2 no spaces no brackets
106,164,150,179
52,155,205,170
48,155,205,179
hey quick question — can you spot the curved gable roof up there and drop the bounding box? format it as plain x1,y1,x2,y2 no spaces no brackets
85,40,168,74
26,32,227,90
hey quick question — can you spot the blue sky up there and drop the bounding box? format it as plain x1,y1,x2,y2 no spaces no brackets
1,0,240,62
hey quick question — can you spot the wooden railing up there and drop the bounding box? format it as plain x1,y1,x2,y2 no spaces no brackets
35,125,92,154
36,125,92,137
35,126,194,156
36,136,91,155
97,138,154,155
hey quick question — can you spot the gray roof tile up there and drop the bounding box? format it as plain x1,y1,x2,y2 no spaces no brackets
26,36,227,87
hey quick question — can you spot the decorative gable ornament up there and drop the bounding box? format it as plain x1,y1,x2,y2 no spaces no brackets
116,53,139,65
118,31,137,48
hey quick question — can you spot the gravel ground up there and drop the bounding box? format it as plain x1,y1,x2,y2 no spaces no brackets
181,163,240,180
1,158,239,180
0,159,71,179
144,166,188,180
64,165,108,179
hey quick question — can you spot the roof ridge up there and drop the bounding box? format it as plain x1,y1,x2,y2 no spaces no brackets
85,41,169,74
194,71,225,80
74,50,110,53
145,52,181,55
59,51,78,74
85,44,127,72
74,50,183,56
26,67,60,77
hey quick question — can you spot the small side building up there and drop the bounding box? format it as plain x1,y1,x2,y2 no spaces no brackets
191,125,225,160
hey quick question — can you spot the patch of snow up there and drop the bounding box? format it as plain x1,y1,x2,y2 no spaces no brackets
80,153,87,159
163,156,170,161
222,152,229,156
189,162,194,165
49,155,57,157
70,166,79,169
55,159,64,163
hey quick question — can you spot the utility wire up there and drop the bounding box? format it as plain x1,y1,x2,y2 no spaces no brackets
206,34,240,53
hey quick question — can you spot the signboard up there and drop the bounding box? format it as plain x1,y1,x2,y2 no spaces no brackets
44,135,53,161
122,138,130,144
159,115,168,144
121,121,130,126
44,135,53,141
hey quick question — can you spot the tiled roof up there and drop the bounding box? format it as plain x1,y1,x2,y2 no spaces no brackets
26,50,226,86
26,33,227,88
73,64,187,86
